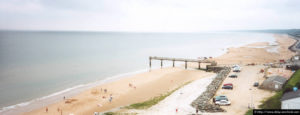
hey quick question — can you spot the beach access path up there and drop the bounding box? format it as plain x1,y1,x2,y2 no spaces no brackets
126,75,215,115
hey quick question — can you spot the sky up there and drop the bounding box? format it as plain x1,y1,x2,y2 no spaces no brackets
0,0,300,32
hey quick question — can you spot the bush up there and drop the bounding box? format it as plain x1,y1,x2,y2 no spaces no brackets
103,112,115,115
245,109,253,115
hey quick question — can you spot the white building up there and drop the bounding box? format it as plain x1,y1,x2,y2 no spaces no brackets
281,90,300,109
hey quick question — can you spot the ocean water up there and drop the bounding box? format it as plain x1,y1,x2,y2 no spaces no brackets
0,31,276,114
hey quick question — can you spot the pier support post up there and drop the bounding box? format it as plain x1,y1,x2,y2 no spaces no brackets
173,60,175,67
149,57,152,69
185,61,187,69
161,59,163,69
198,62,201,69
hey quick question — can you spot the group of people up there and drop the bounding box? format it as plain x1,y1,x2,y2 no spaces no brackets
45,107,63,115
100,88,113,103
128,83,136,89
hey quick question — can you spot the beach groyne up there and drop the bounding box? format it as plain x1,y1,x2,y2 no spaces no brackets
191,67,231,112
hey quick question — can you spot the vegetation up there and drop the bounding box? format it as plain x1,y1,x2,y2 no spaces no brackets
259,91,283,109
258,70,300,109
245,109,253,115
125,81,191,109
103,112,115,115
103,112,137,115
283,70,300,91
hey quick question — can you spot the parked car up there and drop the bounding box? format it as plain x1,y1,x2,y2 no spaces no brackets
253,82,259,87
229,74,238,78
233,66,241,72
233,69,241,72
213,95,228,103
215,100,231,106
232,65,240,68
223,83,233,86
222,85,233,90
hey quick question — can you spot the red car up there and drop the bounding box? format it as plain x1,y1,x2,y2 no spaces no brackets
223,83,233,86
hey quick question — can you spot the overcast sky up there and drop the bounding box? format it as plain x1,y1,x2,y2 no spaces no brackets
0,0,300,32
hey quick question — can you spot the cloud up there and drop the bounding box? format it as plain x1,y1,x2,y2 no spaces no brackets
0,0,299,32
0,0,43,13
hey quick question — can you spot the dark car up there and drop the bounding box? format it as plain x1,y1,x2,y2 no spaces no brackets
222,85,233,90
229,74,237,78
253,82,259,87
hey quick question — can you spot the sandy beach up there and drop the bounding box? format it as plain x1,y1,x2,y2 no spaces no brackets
214,34,296,65
24,68,215,115
23,34,296,115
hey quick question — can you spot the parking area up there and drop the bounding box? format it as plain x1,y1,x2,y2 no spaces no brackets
212,65,275,115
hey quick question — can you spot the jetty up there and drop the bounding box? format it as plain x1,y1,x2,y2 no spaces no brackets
149,56,217,69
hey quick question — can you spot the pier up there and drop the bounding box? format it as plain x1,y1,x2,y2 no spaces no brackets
149,56,217,69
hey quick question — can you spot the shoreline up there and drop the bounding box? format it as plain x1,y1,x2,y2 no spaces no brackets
24,67,216,115
0,33,293,115
0,68,157,115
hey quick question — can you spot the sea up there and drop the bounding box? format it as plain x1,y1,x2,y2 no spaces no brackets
0,31,277,114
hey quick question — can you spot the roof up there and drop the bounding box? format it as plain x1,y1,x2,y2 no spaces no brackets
268,76,287,84
281,90,300,101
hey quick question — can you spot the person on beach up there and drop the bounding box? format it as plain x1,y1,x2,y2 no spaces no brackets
109,95,113,102
46,107,48,112
129,83,133,87
104,89,107,93
57,107,60,112
196,105,199,115
63,96,65,100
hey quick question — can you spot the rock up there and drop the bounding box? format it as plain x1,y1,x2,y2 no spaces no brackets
190,67,230,112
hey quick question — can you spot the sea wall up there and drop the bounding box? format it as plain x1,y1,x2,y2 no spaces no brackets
191,67,231,112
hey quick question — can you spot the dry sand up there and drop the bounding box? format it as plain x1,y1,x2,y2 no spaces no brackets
214,34,296,65
24,68,215,115
125,75,216,115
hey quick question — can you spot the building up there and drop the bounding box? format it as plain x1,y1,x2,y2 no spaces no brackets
259,76,287,91
281,90,300,109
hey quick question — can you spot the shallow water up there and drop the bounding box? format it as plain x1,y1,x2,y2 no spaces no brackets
0,31,276,113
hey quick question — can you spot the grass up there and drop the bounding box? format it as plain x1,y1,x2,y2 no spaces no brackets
258,91,283,109
103,112,137,115
258,69,300,109
245,109,253,115
283,70,300,92
124,81,191,109
103,112,115,115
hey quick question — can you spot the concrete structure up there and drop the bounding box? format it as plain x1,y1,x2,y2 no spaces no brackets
149,56,217,69
259,76,287,91
281,90,300,109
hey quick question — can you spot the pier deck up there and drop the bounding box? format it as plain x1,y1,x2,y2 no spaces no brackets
149,56,217,69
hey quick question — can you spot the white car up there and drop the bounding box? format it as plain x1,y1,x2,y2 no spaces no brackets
215,100,231,106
